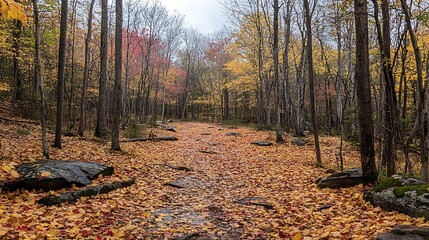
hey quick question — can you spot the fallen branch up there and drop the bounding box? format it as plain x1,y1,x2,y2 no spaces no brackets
154,164,192,172
37,179,135,206
0,116,39,124
165,181,185,188
120,136,178,143
199,150,217,154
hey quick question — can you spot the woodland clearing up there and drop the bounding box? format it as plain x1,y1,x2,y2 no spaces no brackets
0,120,428,239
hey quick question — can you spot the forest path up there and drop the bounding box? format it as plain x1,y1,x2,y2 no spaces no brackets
1,121,428,239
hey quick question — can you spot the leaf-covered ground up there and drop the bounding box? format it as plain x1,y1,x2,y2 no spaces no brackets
1,119,429,239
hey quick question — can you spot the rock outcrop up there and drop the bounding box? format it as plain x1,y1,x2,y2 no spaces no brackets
2,160,114,192
364,175,429,220
316,168,364,189
376,225,429,240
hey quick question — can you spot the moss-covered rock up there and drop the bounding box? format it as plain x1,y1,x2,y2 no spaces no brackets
393,184,429,198
372,178,402,192
365,175,429,220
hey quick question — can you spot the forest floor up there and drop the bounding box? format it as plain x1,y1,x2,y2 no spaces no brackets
1,115,429,239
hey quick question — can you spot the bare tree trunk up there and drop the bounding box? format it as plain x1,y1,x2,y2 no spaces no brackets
54,0,68,149
78,0,95,137
400,0,428,181
122,1,134,128
67,0,77,132
111,0,122,151
335,1,343,131
294,11,307,137
223,88,229,121
256,1,269,126
372,0,398,176
33,0,49,159
13,20,23,102
399,45,408,120
354,0,377,184
304,0,322,167
296,41,306,137
282,0,292,131
152,68,161,123
95,0,108,138
273,0,283,143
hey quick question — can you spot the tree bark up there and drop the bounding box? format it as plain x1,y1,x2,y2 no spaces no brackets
304,0,322,167
95,0,108,138
33,0,49,159
354,0,377,184
223,88,229,121
273,0,283,143
334,1,343,131
400,0,428,181
372,0,398,176
111,0,123,151
66,0,77,132
54,0,68,149
78,0,95,137
282,0,292,131
12,20,23,102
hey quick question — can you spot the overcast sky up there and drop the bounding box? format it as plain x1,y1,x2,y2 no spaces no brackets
158,0,226,35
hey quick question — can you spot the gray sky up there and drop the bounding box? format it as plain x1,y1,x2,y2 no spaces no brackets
159,0,225,35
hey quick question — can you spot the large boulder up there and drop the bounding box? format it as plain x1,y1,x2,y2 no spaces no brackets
364,175,429,220
2,160,114,192
316,168,364,189
376,225,429,240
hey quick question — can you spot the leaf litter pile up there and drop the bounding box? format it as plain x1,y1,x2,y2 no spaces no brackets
1,121,428,239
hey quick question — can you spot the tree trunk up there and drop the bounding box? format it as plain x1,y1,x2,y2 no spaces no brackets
304,0,322,167
152,68,161,123
54,0,68,149
335,2,343,131
13,20,23,102
95,0,108,138
78,0,95,137
111,0,122,151
67,0,77,132
33,0,49,159
400,0,428,181
354,0,377,184
282,0,292,131
223,88,229,121
296,44,306,137
273,0,283,143
372,0,398,176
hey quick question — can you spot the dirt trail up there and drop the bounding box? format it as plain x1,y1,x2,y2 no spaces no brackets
1,121,428,239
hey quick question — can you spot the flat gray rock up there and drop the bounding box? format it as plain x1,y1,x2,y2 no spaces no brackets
316,168,363,189
163,126,176,132
291,139,307,146
226,132,240,137
2,160,114,192
376,225,429,240
251,141,273,146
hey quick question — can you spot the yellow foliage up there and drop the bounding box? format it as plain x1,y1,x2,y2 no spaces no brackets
0,82,11,92
0,0,27,24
